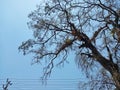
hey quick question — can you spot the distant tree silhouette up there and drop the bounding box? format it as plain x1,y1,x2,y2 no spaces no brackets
2,78,12,90
19,0,120,89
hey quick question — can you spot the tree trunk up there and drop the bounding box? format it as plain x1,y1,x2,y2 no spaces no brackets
112,71,120,89
75,28,120,90
88,40,120,89
77,32,120,89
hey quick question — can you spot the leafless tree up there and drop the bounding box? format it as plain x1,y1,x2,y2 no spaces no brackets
2,78,12,90
19,0,120,89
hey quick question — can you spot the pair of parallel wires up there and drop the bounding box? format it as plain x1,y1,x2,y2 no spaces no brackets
0,78,83,90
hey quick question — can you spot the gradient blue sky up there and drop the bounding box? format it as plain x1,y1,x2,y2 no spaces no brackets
0,0,85,90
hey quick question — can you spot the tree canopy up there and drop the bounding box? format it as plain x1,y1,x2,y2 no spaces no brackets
19,0,120,89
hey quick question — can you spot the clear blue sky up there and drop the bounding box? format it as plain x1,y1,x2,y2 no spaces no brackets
0,0,86,90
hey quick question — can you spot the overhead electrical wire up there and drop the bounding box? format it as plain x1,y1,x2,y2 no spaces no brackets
0,78,85,90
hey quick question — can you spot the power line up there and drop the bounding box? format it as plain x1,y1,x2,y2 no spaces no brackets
0,78,84,81
0,78,83,90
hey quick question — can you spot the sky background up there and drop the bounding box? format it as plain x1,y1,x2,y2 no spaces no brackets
0,0,85,90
